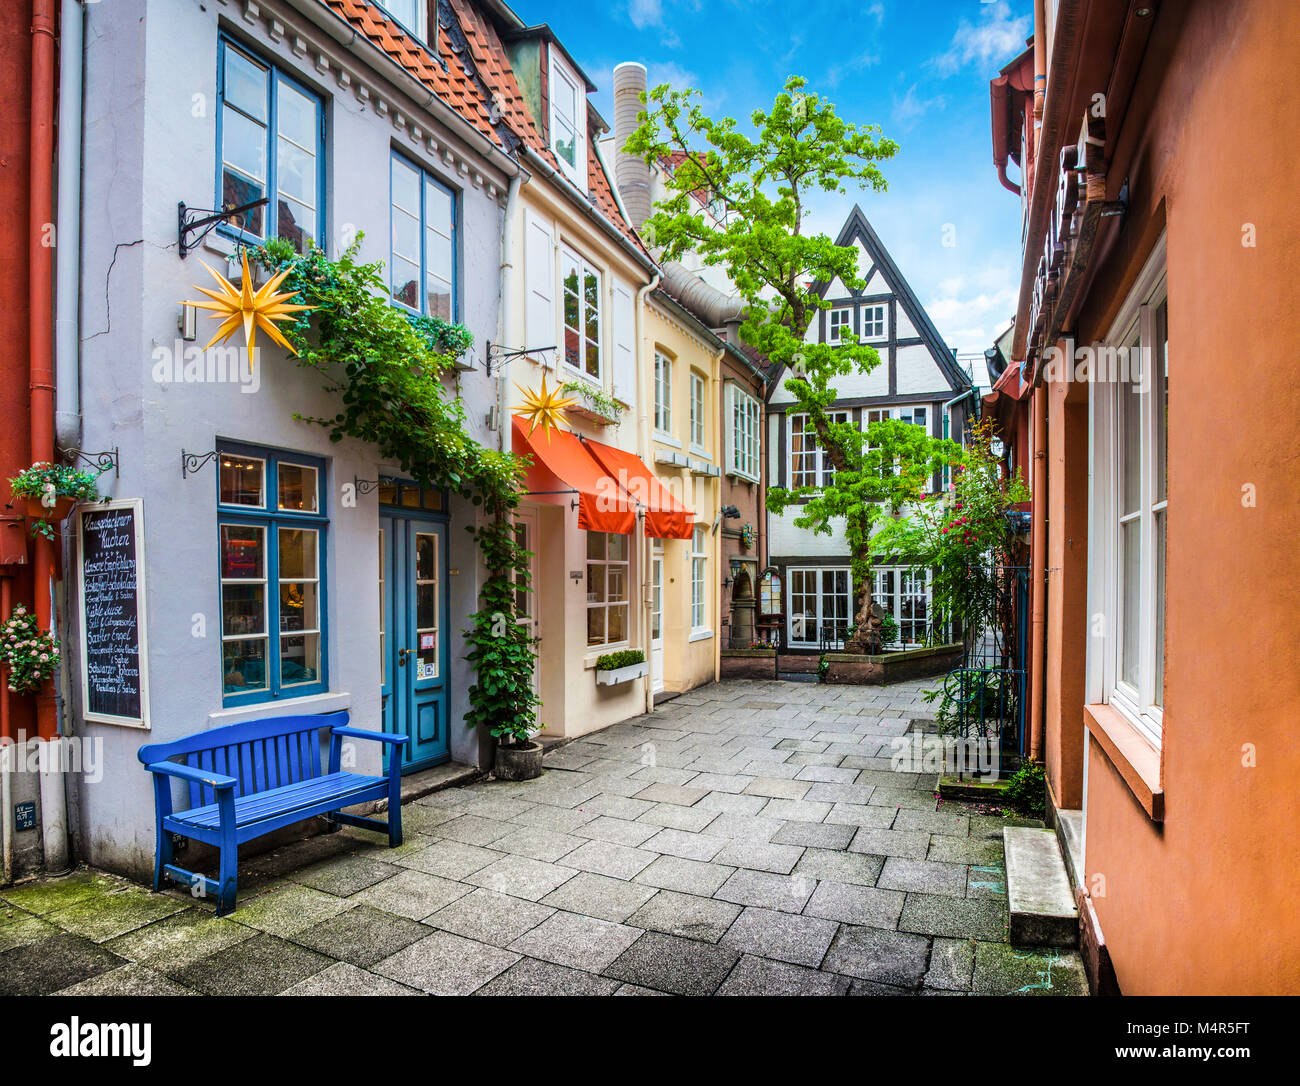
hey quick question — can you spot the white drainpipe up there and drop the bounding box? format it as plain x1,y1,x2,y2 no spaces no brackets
54,0,84,451
1,742,13,885
637,274,660,715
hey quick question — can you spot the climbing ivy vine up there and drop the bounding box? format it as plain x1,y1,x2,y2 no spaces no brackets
252,238,538,744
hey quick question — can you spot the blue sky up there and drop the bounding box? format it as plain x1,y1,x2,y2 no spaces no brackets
510,0,1032,362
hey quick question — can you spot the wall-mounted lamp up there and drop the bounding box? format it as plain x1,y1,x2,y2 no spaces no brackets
178,303,198,342
721,505,741,520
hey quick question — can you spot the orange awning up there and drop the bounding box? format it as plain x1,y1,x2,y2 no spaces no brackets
581,436,695,541
512,417,636,535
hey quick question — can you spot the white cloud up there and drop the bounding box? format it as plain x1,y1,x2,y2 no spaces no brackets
933,1,1031,75
629,0,664,30
826,51,880,90
892,83,947,128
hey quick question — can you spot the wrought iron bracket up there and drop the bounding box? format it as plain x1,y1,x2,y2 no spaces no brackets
353,475,396,497
485,342,556,377
178,198,269,258
181,449,218,479
58,445,119,480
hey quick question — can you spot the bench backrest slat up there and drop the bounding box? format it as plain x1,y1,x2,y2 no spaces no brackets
139,711,349,811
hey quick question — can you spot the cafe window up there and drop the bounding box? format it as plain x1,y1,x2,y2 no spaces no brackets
586,532,629,648
390,152,458,321
218,443,328,705
217,37,323,254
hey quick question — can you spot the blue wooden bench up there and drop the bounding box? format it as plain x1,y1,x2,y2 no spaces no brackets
137,711,407,916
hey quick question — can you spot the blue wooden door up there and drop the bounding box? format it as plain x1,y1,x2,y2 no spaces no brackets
381,514,450,772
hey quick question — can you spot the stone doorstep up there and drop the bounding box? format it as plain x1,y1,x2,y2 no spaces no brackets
1003,827,1078,948
396,762,483,806
1053,808,1085,894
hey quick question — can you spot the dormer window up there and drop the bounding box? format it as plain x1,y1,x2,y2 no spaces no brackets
549,50,587,188
377,1,430,45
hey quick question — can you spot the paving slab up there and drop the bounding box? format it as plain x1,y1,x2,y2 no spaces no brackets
821,926,931,989
539,872,657,923
466,855,578,902
714,868,816,913
0,932,127,996
924,937,976,992
793,848,884,887
770,821,856,851
508,910,643,972
803,881,905,929
425,888,556,946
562,839,657,881
474,956,621,996
603,931,740,996
970,941,1089,996
716,955,851,996
372,930,519,995
898,893,1010,942
634,854,736,897
351,869,471,921
720,906,838,968
877,857,969,897
626,889,742,943
281,961,421,996
172,932,333,996
54,963,197,997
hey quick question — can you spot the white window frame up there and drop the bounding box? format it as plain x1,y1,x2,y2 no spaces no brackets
725,384,761,482
864,404,933,488
690,527,709,635
872,566,934,647
828,308,852,342
1087,236,1168,748
689,370,707,453
561,245,602,382
586,531,630,649
654,351,673,436
786,567,852,647
377,1,428,43
789,411,848,489
861,303,887,342
548,50,587,188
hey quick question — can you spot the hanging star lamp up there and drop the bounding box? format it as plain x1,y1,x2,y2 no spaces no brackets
513,373,577,438
186,250,312,367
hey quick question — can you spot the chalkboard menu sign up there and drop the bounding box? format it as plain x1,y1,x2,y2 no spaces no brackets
77,500,151,729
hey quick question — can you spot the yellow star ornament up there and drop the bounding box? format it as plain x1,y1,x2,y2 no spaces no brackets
187,250,312,367
513,374,577,438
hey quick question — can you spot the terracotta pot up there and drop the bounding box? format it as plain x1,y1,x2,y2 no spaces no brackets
26,496,76,523
494,740,543,782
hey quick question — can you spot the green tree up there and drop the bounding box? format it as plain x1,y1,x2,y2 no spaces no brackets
627,76,958,651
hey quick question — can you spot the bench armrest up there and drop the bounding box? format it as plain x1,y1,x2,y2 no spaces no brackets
144,760,237,791
330,726,409,747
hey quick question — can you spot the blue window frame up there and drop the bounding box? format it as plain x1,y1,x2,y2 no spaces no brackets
390,151,459,321
217,443,329,706
216,35,325,254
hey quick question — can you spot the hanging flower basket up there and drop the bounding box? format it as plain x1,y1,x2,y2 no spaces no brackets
8,461,102,541
1,604,60,694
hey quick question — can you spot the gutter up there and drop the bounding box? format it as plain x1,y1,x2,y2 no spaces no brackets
281,0,523,184
516,143,658,279
54,0,84,450
1012,0,1087,364
637,272,661,716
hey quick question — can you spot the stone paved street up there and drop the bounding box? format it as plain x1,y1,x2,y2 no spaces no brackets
0,680,1087,996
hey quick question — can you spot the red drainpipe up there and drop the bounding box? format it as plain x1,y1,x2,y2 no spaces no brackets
29,0,57,742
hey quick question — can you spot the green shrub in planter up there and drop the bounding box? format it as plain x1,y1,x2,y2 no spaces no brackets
596,649,646,671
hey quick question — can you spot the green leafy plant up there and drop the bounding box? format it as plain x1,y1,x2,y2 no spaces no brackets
628,77,960,652
817,654,831,681
872,417,1030,651
561,381,623,424
1,605,60,694
596,649,646,671
879,612,900,648
1004,760,1046,817
250,238,539,746
9,462,102,539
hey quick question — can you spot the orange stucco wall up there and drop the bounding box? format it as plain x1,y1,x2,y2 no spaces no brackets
1057,0,1300,993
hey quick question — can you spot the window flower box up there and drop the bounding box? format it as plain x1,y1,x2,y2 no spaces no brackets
562,382,623,427
594,649,647,686
596,661,648,686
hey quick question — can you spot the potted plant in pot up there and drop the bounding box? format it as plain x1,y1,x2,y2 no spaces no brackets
8,462,102,540
595,649,648,686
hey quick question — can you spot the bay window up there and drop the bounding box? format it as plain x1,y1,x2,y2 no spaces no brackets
217,37,323,254
726,384,761,481
218,444,328,705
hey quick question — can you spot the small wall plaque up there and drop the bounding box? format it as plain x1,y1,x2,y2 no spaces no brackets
14,802,36,831
570,570,584,582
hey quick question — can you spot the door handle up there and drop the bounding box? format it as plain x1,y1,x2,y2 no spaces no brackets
398,648,414,667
